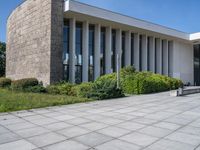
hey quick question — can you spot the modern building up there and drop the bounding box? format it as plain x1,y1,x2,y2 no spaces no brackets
6,0,200,85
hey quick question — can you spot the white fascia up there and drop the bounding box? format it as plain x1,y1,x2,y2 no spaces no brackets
190,33,200,41
65,0,200,42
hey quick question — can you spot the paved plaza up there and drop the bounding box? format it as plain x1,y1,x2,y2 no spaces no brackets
1,92,200,150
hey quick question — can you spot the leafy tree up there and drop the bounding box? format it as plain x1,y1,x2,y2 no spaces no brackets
0,42,6,77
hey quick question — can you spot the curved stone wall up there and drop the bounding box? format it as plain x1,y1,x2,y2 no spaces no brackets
6,0,63,85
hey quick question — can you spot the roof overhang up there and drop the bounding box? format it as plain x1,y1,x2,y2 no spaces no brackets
190,33,200,44
64,0,199,44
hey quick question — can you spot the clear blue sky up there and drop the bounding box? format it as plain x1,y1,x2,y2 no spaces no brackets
1,0,200,42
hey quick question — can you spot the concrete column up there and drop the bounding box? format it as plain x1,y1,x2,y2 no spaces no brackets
82,21,89,82
149,36,155,73
156,38,162,74
141,35,148,71
115,29,122,71
69,18,76,83
105,26,112,74
163,39,169,76
94,24,101,80
134,33,140,71
125,31,131,66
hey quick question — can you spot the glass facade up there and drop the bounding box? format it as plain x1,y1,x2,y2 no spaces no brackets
147,37,150,71
155,38,158,73
62,19,173,83
131,33,134,66
89,25,95,81
100,27,106,75
75,22,83,83
194,44,200,85
162,40,164,75
122,32,125,68
63,19,70,81
139,35,142,71
111,30,116,72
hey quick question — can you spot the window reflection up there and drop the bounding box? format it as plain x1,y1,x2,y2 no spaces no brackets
131,33,134,66
194,45,200,85
122,32,125,68
75,22,83,83
89,25,95,81
111,30,116,72
100,27,106,75
139,35,142,71
63,19,70,81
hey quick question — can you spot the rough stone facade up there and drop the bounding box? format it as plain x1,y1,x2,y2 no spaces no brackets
6,0,63,85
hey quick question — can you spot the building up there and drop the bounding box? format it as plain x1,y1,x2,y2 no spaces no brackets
6,0,200,85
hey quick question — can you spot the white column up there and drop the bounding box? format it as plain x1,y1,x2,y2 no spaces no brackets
134,33,140,71
149,36,155,73
115,29,122,71
105,26,112,74
82,21,89,82
141,35,148,71
94,24,101,80
156,38,162,74
69,18,76,83
163,39,169,76
125,31,131,66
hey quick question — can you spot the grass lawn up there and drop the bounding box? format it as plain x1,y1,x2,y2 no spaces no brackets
0,88,92,112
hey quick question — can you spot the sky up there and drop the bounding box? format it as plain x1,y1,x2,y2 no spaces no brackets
1,0,200,42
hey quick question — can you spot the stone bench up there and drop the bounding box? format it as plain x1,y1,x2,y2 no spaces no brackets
170,86,200,96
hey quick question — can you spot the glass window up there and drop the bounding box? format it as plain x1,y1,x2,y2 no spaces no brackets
131,33,134,66
63,19,70,81
162,40,164,74
75,22,83,83
122,32,125,68
139,35,142,71
155,38,158,73
147,37,150,71
89,25,95,81
100,27,106,75
194,45,200,85
112,29,116,72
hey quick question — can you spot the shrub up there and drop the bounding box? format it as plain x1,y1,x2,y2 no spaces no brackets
46,82,75,95
121,71,183,94
11,78,39,91
72,82,93,98
23,85,46,93
0,78,11,88
89,74,124,100
120,66,136,78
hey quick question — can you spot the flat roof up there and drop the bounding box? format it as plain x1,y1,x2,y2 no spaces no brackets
65,0,200,42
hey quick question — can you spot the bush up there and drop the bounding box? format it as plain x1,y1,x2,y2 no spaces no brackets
89,73,124,100
23,85,46,93
120,66,136,78
72,82,93,98
11,78,39,91
0,78,11,88
121,71,183,94
46,82,75,95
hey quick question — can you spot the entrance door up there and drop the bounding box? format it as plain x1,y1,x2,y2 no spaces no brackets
194,45,200,86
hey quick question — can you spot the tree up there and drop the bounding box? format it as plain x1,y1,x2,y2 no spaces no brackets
0,42,6,77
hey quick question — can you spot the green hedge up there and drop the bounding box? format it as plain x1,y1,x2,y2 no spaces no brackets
11,78,39,91
23,85,46,93
121,69,183,94
72,82,93,98
46,82,75,96
0,78,11,88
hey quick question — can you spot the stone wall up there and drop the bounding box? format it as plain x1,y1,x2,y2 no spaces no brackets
6,0,63,85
